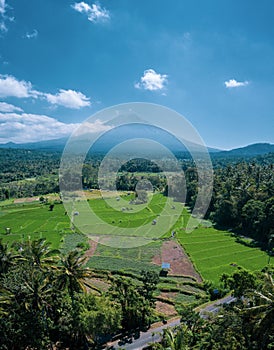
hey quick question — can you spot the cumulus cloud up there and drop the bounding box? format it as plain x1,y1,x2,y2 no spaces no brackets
24,29,38,39
0,75,35,98
0,102,23,112
135,69,168,91
45,89,91,109
0,112,79,143
73,119,112,136
0,113,113,143
72,1,110,23
224,79,249,88
72,1,91,13
0,74,91,109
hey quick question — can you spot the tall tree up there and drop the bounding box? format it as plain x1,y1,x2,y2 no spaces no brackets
56,250,92,301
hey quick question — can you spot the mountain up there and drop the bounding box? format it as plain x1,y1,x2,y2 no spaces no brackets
0,124,220,154
0,130,273,158
216,143,274,157
0,138,68,152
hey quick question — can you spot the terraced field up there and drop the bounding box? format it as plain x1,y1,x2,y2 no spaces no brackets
0,193,272,287
177,226,272,284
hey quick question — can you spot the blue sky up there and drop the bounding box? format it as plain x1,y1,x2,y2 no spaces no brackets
0,0,273,149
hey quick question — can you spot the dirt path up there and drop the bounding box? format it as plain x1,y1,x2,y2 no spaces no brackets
152,239,202,282
84,239,98,259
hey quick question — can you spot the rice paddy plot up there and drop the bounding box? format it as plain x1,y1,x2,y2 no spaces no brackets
87,255,160,273
71,193,183,246
0,202,71,248
178,227,272,284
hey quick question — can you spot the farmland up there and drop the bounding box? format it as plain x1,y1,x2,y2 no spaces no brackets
0,192,272,286
0,190,273,324
177,226,271,284
0,200,71,248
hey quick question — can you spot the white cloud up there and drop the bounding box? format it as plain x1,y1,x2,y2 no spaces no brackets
0,21,6,32
0,74,91,109
0,0,6,32
224,79,249,88
135,69,168,91
0,0,6,15
72,1,91,13
0,0,13,32
74,119,112,136
0,112,79,143
0,75,35,98
0,112,113,143
88,3,110,22
24,29,38,39
0,102,23,112
45,89,91,109
72,1,110,23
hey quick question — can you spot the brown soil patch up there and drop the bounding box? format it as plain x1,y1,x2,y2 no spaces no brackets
14,194,60,204
159,292,177,300
152,239,202,282
73,190,131,200
14,197,40,203
152,251,161,265
84,239,98,258
156,301,177,317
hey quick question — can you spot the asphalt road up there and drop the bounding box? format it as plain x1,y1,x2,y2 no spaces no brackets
199,295,236,318
105,318,181,350
104,295,236,350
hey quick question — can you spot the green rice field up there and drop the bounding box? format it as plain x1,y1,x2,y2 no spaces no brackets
177,226,272,284
0,193,272,284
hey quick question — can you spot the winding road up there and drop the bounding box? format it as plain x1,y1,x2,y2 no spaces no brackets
104,295,236,350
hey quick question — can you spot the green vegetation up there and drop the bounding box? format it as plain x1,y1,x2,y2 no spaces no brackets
150,267,274,350
0,193,272,286
0,202,71,248
177,226,272,284
0,238,159,349
88,192,167,227
0,146,274,348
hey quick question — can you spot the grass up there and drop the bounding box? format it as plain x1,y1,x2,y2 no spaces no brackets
0,193,272,286
60,233,88,254
177,226,273,284
94,240,162,261
72,193,182,241
0,202,71,249
87,255,160,273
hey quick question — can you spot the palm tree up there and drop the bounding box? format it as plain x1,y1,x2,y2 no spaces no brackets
56,250,93,301
0,287,14,315
242,271,274,348
14,238,60,271
150,325,193,350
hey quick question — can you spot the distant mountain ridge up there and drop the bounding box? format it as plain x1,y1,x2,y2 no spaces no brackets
0,138,68,152
0,136,273,157
217,143,274,157
0,123,220,154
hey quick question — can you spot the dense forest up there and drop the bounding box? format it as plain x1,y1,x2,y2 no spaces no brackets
0,149,60,200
